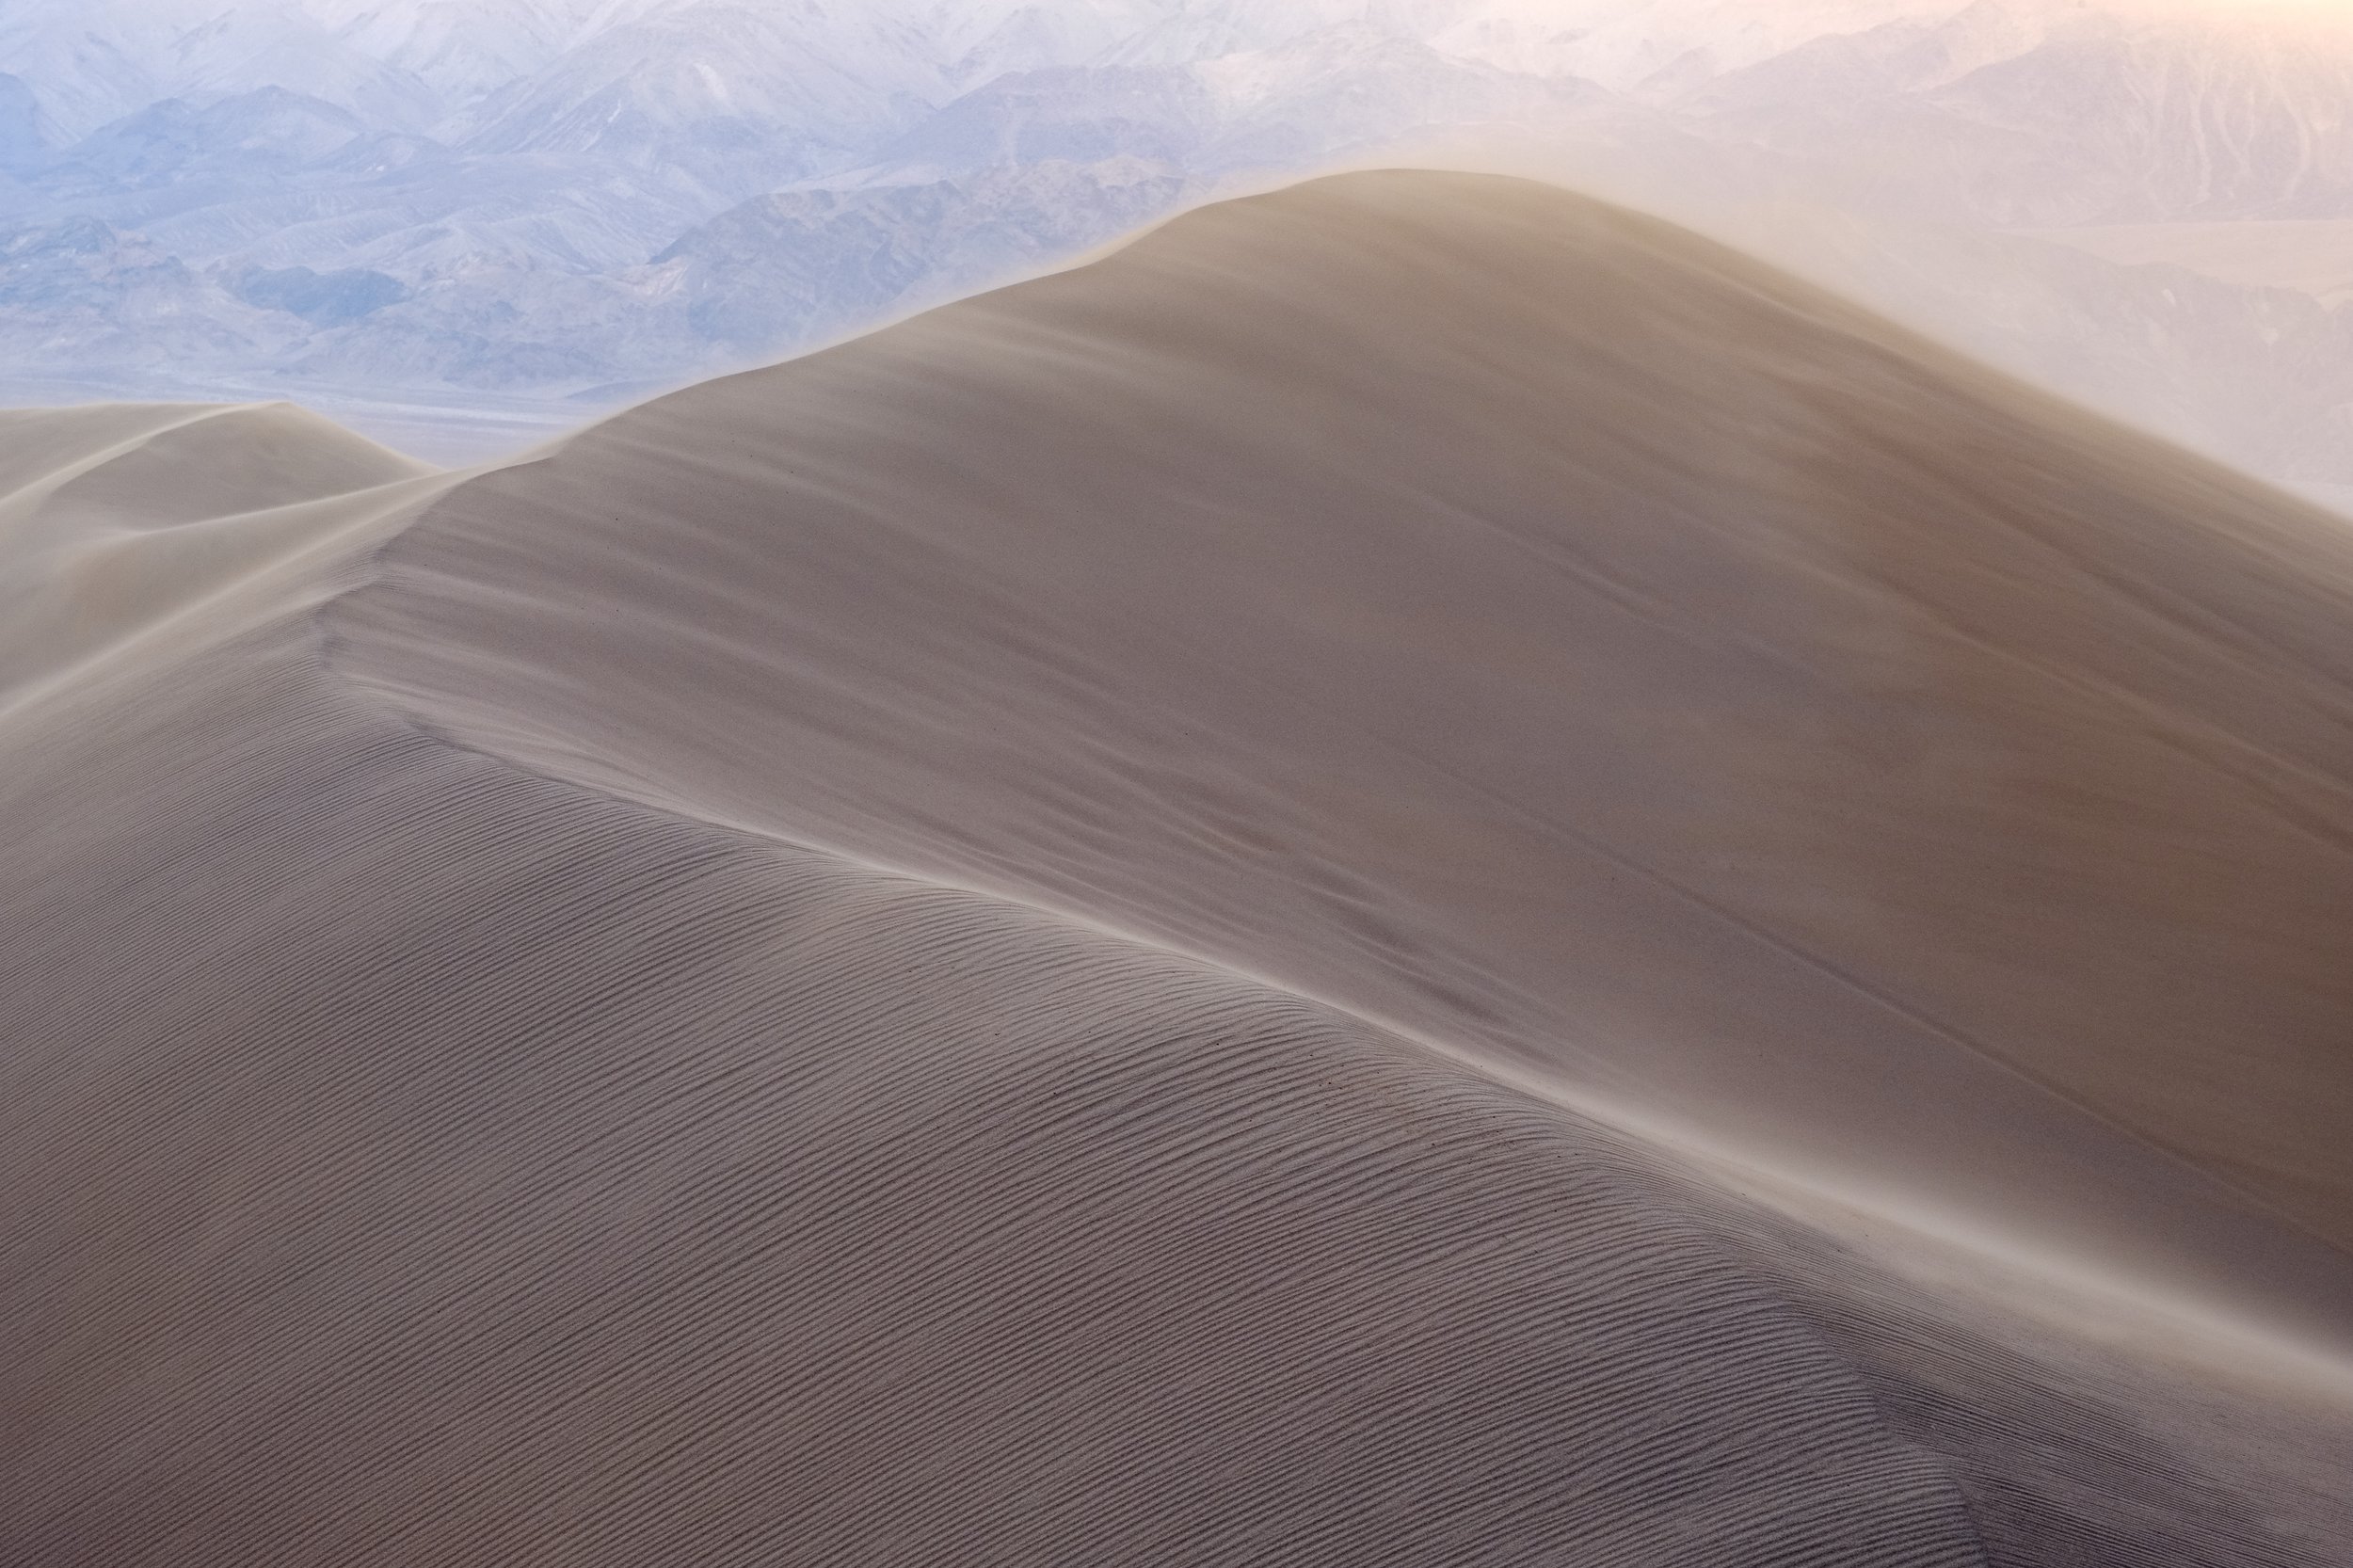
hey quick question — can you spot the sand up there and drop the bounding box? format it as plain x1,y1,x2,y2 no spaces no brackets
5,169,2352,1565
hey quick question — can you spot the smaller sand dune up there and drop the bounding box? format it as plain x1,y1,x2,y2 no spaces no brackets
0,403,437,706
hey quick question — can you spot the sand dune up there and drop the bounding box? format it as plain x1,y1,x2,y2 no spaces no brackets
6,170,2352,1565
0,402,437,703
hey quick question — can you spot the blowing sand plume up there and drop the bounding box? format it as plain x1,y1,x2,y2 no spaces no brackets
5,169,2352,1566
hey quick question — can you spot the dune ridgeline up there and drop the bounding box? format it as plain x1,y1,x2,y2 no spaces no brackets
6,170,2353,1566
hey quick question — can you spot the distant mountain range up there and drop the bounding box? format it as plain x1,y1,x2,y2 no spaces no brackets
5,0,2353,483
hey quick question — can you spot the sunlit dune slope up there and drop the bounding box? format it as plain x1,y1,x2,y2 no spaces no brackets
0,402,435,695
5,170,2351,1567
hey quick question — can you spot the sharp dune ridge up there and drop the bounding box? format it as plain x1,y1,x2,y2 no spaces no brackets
5,169,2353,1565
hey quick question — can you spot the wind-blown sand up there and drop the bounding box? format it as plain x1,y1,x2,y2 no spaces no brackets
6,170,2352,1565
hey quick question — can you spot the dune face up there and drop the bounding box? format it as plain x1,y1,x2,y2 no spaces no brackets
6,170,2353,1565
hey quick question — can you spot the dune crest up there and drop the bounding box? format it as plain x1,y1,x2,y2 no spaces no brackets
6,171,2351,1565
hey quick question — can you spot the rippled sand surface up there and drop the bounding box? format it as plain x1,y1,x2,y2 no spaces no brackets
7,170,2352,1566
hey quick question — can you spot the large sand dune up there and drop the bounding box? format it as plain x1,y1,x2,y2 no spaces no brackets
6,170,2352,1565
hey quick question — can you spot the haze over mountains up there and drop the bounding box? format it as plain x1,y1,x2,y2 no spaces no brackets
7,0,2353,484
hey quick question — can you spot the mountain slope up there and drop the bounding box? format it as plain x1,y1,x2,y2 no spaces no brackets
8,0,2353,492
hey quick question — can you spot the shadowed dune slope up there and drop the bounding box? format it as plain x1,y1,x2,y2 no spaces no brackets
6,170,2353,1566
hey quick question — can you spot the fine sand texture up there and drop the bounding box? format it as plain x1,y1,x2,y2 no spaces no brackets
6,170,2353,1566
